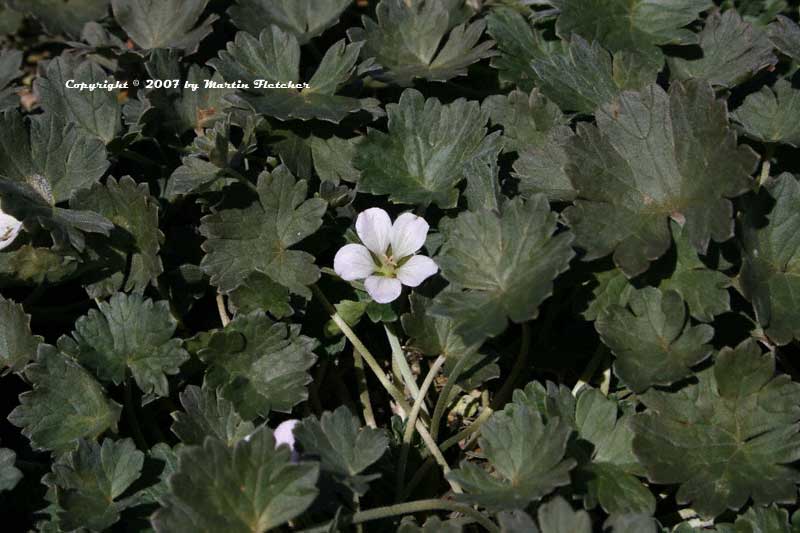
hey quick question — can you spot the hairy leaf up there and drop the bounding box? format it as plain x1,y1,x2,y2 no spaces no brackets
8,0,109,37
348,0,494,85
0,294,42,372
740,173,800,345
71,177,164,298
733,79,800,147
211,27,380,123
200,165,326,295
111,0,217,52
356,88,492,208
295,406,388,495
563,80,758,277
199,312,318,419
432,196,575,343
45,438,144,531
0,448,21,492
59,293,188,397
152,427,319,533
669,10,777,88
551,0,712,61
448,401,575,510
8,344,122,453
171,385,255,446
229,0,351,44
633,340,800,518
597,287,714,392
36,56,122,143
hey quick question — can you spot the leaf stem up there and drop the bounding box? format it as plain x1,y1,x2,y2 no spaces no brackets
396,355,446,501
124,378,148,450
298,499,499,533
353,348,377,428
429,350,471,442
490,322,531,409
312,284,460,493
215,293,231,327
224,167,259,194
385,324,427,415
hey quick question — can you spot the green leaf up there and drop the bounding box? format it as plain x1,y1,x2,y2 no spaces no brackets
0,448,22,492
399,515,467,532
355,88,492,208
769,15,800,62
294,406,388,494
734,505,792,533
0,244,78,286
200,165,326,295
0,4,24,36
35,56,122,144
0,294,42,372
585,222,731,322
0,49,22,111
733,79,800,147
485,7,561,91
211,27,380,123
8,344,122,453
604,513,659,533
45,438,144,531
563,80,758,277
432,196,575,343
0,110,109,204
170,385,256,446
596,287,713,392
537,497,593,533
515,383,654,515
531,36,660,114
402,293,499,389
447,401,576,510
348,0,494,85
8,0,109,37
111,0,218,52
633,340,800,518
668,10,776,88
152,427,319,533
59,293,188,397
199,311,318,419
498,497,593,533
228,0,351,44
551,0,711,61
483,88,570,155
309,136,361,184
740,173,800,345
228,272,293,319
70,177,164,298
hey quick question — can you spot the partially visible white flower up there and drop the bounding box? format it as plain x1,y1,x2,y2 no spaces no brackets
243,419,301,461
334,208,438,304
0,209,22,251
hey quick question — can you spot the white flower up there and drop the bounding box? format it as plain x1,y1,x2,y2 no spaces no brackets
334,208,438,304
243,419,300,461
0,208,23,251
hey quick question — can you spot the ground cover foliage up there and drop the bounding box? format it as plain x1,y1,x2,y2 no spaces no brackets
1,0,800,531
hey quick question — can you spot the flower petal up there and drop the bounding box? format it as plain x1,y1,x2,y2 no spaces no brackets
356,208,392,255
274,419,299,450
334,244,376,281
0,212,23,251
364,275,402,304
390,212,429,259
396,255,438,287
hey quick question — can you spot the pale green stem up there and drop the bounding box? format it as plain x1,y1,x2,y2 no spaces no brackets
312,285,461,493
353,348,377,428
298,499,499,533
490,322,531,410
396,355,447,501
385,324,427,414
215,294,230,327
429,350,471,442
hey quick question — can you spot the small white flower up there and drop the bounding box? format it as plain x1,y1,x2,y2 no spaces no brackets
0,208,23,251
334,208,438,304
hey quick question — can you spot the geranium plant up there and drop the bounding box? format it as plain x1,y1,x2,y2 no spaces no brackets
1,0,800,531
